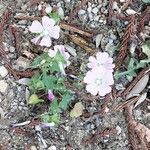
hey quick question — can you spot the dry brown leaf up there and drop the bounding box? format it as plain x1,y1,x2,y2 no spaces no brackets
126,74,149,99
134,122,150,142
95,34,103,48
60,23,93,37
134,93,147,108
112,96,138,112
67,34,94,53
70,102,83,118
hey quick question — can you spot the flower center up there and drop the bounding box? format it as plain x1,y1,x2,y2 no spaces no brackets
97,62,103,67
41,30,49,36
95,78,102,86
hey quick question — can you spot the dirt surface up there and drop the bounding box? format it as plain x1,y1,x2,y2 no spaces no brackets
0,0,150,150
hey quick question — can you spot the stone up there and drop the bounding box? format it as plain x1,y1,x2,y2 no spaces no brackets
16,78,30,85
126,9,137,15
58,7,64,19
9,46,15,53
87,7,92,13
0,66,8,78
78,9,86,15
0,80,8,94
120,0,125,2
30,146,37,150
15,56,30,70
92,7,99,14
48,146,56,150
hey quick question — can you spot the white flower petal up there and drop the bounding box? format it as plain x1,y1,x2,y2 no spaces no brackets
49,26,60,39
86,84,98,96
42,16,55,29
98,86,111,96
40,36,52,47
29,20,43,33
48,50,57,58
84,71,97,84
31,36,41,44
89,56,96,63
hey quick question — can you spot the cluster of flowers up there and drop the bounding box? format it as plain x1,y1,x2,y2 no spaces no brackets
84,52,115,96
29,16,70,101
29,11,115,98
29,16,60,47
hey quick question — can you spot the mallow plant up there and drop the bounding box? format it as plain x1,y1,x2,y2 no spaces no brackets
29,45,72,124
84,52,115,96
28,8,115,125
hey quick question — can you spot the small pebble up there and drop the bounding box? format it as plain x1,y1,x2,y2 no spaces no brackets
0,80,8,94
48,146,57,150
30,146,37,150
120,0,125,2
0,66,8,78
126,9,137,15
45,5,52,14
9,46,15,53
92,7,99,14
78,9,86,15
87,7,92,13
116,125,122,135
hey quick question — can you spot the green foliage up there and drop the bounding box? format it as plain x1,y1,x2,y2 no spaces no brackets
58,93,72,110
48,12,60,23
28,51,72,124
142,0,150,3
41,113,60,124
28,94,44,105
141,40,150,58
29,71,45,93
114,58,149,81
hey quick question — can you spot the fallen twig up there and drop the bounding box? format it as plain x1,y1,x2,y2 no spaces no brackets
108,0,114,25
121,0,133,11
0,8,12,57
60,22,93,37
125,104,150,150
9,26,22,58
114,15,136,71
139,6,150,33
67,34,94,53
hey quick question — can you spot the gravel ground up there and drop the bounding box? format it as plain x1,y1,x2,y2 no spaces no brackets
0,0,149,150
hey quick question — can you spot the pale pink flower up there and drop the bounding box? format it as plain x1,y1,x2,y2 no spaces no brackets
87,52,115,72
48,89,55,101
84,69,114,96
48,45,70,66
48,45,70,75
29,16,60,47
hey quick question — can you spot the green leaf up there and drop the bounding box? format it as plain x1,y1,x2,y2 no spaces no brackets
70,102,83,118
28,94,44,105
42,114,51,122
30,53,48,68
42,75,57,90
59,93,72,110
142,0,150,3
41,113,60,124
128,58,135,70
29,71,45,92
50,61,61,73
50,99,59,114
50,113,60,124
141,40,150,58
48,12,60,23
